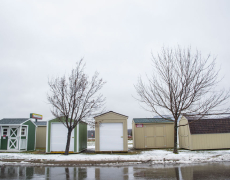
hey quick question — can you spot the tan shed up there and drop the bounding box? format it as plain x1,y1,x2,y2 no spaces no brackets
179,115,230,150
132,118,174,149
94,111,128,152
35,121,47,149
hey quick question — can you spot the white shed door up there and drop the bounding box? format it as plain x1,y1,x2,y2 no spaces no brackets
100,123,123,151
51,123,74,151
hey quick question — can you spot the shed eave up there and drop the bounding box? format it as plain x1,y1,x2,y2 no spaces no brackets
22,119,37,127
191,132,230,135
0,124,22,126
94,111,128,118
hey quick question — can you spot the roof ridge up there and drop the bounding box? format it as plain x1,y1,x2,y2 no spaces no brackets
94,111,128,118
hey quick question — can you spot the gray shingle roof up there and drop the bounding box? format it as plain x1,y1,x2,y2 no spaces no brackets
0,118,29,125
187,118,230,134
183,115,230,134
133,118,173,123
34,121,47,126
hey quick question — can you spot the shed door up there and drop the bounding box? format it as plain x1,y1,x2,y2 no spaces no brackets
155,126,166,147
145,126,155,148
100,123,123,151
180,125,189,149
145,125,166,148
51,123,74,152
8,127,20,150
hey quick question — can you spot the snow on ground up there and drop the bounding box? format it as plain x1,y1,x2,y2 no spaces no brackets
0,140,230,164
0,149,230,164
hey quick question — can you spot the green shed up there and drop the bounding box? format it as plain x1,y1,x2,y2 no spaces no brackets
46,118,87,153
0,118,37,151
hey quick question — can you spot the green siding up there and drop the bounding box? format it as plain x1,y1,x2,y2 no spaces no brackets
74,127,77,152
0,137,8,150
23,121,36,151
79,123,87,151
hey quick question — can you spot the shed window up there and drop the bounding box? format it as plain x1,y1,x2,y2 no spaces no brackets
21,128,26,136
3,129,8,136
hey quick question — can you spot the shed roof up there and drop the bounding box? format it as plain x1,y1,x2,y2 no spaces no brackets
184,116,230,134
0,118,30,125
34,121,47,126
133,118,173,123
94,111,128,118
48,117,87,125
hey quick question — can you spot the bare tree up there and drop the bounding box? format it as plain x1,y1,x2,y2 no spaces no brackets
134,46,229,153
47,59,106,155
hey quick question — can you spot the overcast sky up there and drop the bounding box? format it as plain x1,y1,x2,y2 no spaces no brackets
1,0,230,128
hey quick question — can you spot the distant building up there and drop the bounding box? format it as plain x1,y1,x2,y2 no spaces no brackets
128,129,132,137
34,121,47,149
88,130,95,138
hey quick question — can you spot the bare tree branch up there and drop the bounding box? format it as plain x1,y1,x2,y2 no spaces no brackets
134,46,230,153
47,59,106,155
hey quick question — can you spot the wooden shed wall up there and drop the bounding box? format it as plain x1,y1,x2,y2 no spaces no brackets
94,112,128,152
23,120,36,151
179,116,191,149
133,122,174,149
36,126,46,149
179,116,230,150
190,133,230,150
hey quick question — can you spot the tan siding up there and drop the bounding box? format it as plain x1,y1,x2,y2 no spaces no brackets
179,116,190,149
36,126,46,149
132,121,135,147
133,123,174,149
165,124,174,147
191,133,230,150
95,121,100,152
94,112,127,120
133,124,145,148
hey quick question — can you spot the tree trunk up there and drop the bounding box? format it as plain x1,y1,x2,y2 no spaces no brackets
64,128,73,155
173,119,178,154
65,167,70,180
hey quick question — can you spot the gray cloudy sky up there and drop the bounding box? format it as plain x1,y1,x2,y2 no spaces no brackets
1,0,230,128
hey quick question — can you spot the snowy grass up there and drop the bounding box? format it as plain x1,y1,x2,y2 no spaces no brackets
0,140,230,164
87,140,95,149
0,149,230,164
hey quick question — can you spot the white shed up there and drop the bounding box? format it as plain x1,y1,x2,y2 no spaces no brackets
46,118,87,153
94,111,128,152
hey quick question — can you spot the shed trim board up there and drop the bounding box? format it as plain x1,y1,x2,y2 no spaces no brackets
94,111,128,118
179,116,230,150
133,119,174,149
94,111,128,152
46,118,87,153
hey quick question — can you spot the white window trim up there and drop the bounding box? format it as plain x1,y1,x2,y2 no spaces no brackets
2,128,8,136
21,128,27,136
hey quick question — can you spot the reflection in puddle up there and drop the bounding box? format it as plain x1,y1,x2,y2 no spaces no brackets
0,162,230,179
